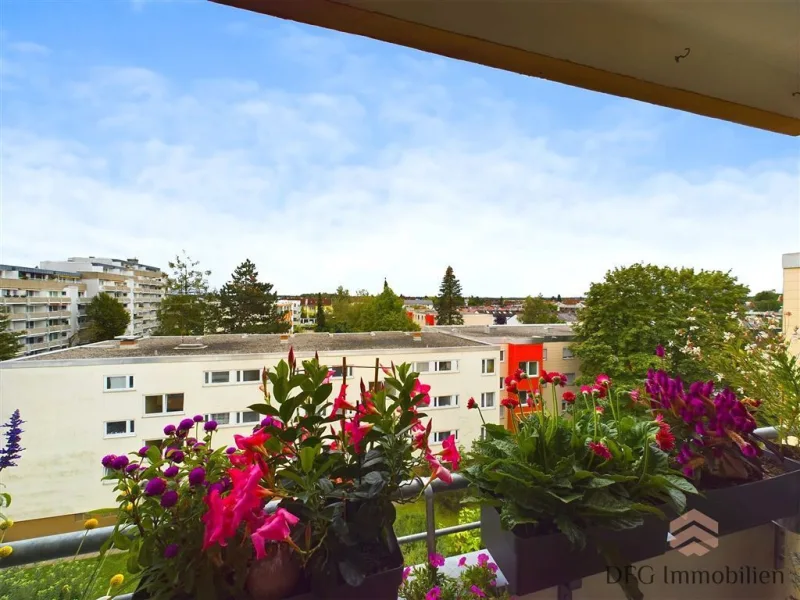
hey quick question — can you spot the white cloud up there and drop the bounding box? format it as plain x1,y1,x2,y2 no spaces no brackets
1,31,797,298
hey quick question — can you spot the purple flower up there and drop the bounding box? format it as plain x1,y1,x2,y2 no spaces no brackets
402,566,412,581
164,465,179,478
207,482,224,495
477,553,490,567
125,464,139,474
204,421,217,432
226,447,236,454
655,345,665,358
110,455,129,470
164,543,179,558
193,415,204,423
144,477,167,496
163,424,176,436
192,442,206,451
428,553,445,568
138,446,150,457
458,556,467,567
169,450,185,464
188,467,206,486
0,410,24,472
101,454,117,469
742,443,758,458
470,585,486,598
186,438,197,447
178,418,194,431
160,489,179,508
487,562,498,573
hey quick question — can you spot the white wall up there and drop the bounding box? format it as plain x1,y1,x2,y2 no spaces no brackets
0,344,500,522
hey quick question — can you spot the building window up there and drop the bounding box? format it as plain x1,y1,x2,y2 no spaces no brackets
105,375,134,391
481,392,495,408
237,411,260,424
431,430,458,444
564,373,577,385
145,393,184,415
237,370,261,383
480,426,487,440
104,420,135,437
518,390,530,403
481,359,495,375
499,376,504,390
413,361,430,373
435,360,457,372
204,412,231,426
204,371,231,384
519,361,539,378
499,350,505,362
329,366,354,379
543,348,548,361
562,347,574,360
432,395,458,408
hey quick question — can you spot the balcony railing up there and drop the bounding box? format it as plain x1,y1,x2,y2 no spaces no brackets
0,428,791,600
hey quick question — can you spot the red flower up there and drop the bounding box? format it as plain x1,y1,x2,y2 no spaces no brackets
426,453,452,484
440,434,461,470
580,385,592,396
467,397,478,410
595,374,611,387
562,391,576,404
501,397,519,410
513,368,526,381
251,508,299,560
591,384,607,399
343,416,372,453
330,383,356,417
595,405,605,414
654,418,676,451
540,370,553,384
588,441,612,461
506,379,518,394
413,379,431,407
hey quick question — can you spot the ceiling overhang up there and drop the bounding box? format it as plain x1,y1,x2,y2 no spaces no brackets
212,0,800,136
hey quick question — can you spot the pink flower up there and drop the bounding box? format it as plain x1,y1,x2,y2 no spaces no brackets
477,553,490,567
413,380,431,407
343,417,372,453
630,389,641,402
425,587,442,600
595,405,605,414
595,374,611,387
330,384,356,417
429,553,445,568
580,384,592,395
591,384,607,398
655,345,665,358
470,585,486,598
426,453,452,484
228,464,270,527
487,562,498,573
402,566,412,581
251,508,299,560
458,556,467,567
440,434,461,471
588,441,612,461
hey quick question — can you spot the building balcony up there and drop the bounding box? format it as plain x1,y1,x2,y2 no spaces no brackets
1,471,795,600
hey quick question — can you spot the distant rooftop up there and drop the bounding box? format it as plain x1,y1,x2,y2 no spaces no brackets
428,324,575,343
0,264,81,278
12,331,489,363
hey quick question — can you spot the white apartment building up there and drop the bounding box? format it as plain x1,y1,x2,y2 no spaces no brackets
40,257,166,337
0,331,501,539
0,264,89,356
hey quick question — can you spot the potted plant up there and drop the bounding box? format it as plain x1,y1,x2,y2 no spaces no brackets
102,351,458,600
645,364,800,535
464,370,695,597
399,551,513,600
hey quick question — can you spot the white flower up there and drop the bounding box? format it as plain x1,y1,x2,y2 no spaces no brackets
715,373,723,382
722,332,733,341
667,340,675,347
757,331,768,340
686,316,697,322
737,387,745,395
689,325,698,331
728,311,738,319
744,343,757,354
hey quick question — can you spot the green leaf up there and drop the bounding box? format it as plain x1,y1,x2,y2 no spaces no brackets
664,474,698,494
583,490,634,514
126,548,142,574
663,485,687,514
112,528,131,550
300,445,318,474
247,403,279,416
586,477,616,489
146,445,161,464
554,515,585,547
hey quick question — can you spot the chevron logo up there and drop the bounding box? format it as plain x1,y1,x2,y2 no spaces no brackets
669,509,719,556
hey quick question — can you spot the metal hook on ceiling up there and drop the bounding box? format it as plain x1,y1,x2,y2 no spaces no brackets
674,48,691,63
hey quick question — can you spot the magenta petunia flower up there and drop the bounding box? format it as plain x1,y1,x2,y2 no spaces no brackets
428,553,445,568
470,585,486,598
655,345,665,358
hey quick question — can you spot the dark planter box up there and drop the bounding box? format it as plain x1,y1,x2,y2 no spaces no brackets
686,456,800,536
480,505,668,595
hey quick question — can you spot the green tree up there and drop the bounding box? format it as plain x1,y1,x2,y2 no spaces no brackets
573,263,749,385
0,309,22,360
752,290,781,312
157,252,212,336
315,293,326,331
557,294,562,302
218,260,289,334
435,266,464,325
517,295,559,324
358,280,419,332
85,293,130,342
467,296,484,307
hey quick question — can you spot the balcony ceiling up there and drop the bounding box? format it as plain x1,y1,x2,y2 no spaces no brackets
212,0,800,135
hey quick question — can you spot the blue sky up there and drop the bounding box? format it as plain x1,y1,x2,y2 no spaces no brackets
1,0,798,296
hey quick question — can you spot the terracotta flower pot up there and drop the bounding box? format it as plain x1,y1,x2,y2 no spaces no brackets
247,543,302,600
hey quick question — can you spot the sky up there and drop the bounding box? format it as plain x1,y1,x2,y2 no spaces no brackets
1,1,798,297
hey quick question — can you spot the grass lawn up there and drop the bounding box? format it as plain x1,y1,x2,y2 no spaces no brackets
0,551,139,600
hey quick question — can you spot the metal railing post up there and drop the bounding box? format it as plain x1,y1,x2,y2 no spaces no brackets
424,484,436,556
